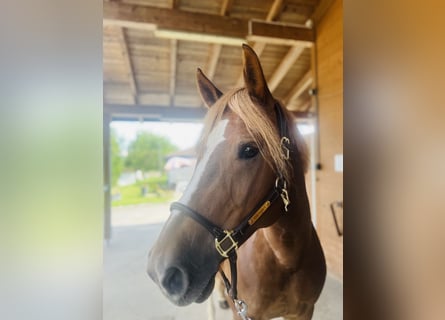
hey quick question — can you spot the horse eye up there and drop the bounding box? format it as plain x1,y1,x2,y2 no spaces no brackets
238,144,259,159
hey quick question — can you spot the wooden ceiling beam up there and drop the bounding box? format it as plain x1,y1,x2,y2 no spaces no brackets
267,45,305,92
290,110,315,119
116,27,138,104
301,98,313,112
266,0,284,21
204,0,235,82
104,104,207,122
206,44,222,81
308,0,336,26
251,0,310,92
247,20,313,46
104,104,313,121
251,0,286,55
169,39,177,107
170,0,179,9
251,42,267,57
235,0,287,87
288,98,312,112
103,2,314,46
168,0,179,106
284,70,313,104
220,0,234,16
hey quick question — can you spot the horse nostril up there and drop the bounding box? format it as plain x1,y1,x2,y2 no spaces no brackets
162,267,188,297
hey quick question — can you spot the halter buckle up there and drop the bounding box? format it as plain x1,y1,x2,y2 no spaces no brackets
215,230,238,258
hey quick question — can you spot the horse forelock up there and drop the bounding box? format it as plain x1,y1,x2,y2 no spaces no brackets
198,88,309,183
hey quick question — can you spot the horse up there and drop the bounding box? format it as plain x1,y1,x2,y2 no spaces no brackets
147,44,326,320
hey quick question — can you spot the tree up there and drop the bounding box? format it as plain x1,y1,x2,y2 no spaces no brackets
111,129,123,187
125,132,178,172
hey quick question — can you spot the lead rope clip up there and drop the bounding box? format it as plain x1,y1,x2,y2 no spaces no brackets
280,187,290,212
275,178,290,212
280,136,290,160
234,299,252,320
279,136,291,212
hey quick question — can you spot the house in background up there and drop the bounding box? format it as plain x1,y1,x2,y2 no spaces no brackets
164,147,197,191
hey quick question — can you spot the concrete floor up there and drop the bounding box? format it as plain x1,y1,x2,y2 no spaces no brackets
104,204,342,320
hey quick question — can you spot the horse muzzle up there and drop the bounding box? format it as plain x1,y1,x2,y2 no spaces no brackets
146,211,219,306
147,249,216,306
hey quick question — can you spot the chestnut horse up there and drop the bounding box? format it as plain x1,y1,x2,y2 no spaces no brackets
147,44,326,320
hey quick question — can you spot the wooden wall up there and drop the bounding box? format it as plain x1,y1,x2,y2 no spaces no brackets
315,0,343,279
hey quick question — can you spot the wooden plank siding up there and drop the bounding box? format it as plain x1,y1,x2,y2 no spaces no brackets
315,0,343,279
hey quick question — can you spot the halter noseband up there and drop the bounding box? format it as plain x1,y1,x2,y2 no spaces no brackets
169,102,292,319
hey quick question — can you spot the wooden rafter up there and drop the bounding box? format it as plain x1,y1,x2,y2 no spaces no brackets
169,39,177,107
168,0,178,106
104,104,314,120
251,43,267,57
290,111,315,118
104,104,207,121
289,98,312,112
170,0,179,9
206,44,222,80
266,0,284,21
247,20,313,46
138,93,170,106
284,70,313,104
220,0,234,16
235,0,286,87
302,98,313,112
116,27,138,104
309,0,336,26
205,0,235,81
103,2,314,46
267,45,305,92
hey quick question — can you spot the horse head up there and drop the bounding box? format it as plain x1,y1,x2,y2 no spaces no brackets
147,44,296,306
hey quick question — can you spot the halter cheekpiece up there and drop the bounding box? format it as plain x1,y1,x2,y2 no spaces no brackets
170,102,292,320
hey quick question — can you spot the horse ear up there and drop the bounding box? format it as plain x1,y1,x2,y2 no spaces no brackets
196,68,223,108
242,44,274,105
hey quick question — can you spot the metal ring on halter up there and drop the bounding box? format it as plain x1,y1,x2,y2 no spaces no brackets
275,177,286,190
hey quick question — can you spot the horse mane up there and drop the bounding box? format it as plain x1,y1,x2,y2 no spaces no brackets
198,88,309,183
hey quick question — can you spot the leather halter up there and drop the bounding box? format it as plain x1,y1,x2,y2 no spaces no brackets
170,102,292,318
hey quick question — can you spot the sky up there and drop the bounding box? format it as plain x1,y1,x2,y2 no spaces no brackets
111,120,314,155
111,121,203,155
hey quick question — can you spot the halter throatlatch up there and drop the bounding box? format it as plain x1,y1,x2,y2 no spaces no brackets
169,102,292,320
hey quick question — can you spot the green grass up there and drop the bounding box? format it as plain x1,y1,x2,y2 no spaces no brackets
111,175,174,207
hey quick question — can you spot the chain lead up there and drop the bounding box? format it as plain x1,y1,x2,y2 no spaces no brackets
279,135,291,211
280,187,290,212
234,299,252,320
275,178,291,212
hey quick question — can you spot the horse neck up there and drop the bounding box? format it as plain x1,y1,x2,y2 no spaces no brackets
262,160,314,268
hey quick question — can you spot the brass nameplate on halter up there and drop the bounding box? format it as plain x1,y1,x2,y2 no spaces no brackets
215,230,238,258
248,201,271,226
